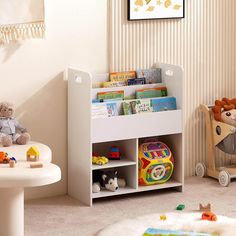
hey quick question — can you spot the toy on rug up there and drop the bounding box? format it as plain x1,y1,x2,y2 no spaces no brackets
0,102,30,147
92,155,109,165
92,170,126,193
176,204,185,211
160,215,167,221
199,203,211,212
138,140,174,186
202,212,217,221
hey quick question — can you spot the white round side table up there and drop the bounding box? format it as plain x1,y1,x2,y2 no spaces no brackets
0,142,61,236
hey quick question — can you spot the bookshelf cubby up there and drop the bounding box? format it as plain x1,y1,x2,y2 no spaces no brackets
68,63,184,206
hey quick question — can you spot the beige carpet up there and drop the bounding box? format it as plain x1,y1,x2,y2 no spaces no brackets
25,177,236,236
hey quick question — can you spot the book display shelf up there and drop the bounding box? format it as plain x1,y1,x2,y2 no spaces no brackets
68,63,184,206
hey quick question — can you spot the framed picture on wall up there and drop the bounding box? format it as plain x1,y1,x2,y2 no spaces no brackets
128,0,185,21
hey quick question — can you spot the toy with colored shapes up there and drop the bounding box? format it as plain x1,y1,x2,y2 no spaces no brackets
138,141,174,186
200,203,211,212
176,204,185,211
109,146,121,160
202,212,217,221
27,146,40,162
160,215,167,221
92,156,109,165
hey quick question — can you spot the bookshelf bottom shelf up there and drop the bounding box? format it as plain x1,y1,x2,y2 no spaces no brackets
92,180,182,199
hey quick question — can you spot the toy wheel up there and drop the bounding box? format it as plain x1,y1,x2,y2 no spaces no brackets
195,163,207,178
151,165,166,181
219,170,231,187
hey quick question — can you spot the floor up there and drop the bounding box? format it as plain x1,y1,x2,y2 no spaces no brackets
25,177,236,236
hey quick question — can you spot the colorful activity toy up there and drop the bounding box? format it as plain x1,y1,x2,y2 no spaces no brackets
138,141,174,186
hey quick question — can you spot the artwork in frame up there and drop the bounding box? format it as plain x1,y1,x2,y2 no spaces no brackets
128,0,185,21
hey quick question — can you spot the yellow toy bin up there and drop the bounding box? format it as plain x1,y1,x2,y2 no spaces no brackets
138,141,174,186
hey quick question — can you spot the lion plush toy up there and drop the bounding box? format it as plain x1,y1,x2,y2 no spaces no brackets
212,98,236,154
212,98,236,127
0,102,30,147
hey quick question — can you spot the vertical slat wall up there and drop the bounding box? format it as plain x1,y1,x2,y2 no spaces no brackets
109,0,236,176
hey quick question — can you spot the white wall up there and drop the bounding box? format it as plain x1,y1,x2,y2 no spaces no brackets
109,0,236,176
0,0,108,199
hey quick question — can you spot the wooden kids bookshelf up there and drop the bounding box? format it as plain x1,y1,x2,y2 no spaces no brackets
68,63,184,206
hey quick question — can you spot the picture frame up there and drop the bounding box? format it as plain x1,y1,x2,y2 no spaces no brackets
128,0,185,21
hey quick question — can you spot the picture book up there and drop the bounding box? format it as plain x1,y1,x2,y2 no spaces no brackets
106,103,119,117
91,104,109,118
123,99,153,115
136,87,167,99
151,97,177,112
92,102,119,118
97,91,124,100
127,78,146,86
110,71,136,82
123,101,133,115
136,68,162,84
103,81,126,88
130,99,153,114
143,228,218,236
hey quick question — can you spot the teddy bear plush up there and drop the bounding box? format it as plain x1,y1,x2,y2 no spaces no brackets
0,102,30,147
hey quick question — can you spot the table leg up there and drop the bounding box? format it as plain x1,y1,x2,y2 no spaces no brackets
0,188,24,236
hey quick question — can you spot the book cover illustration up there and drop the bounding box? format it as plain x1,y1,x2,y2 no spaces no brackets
97,90,124,101
103,81,126,88
131,99,153,114
123,101,133,115
136,87,167,99
110,71,136,82
127,78,146,86
137,68,162,84
151,97,177,112
143,228,218,236
91,104,109,118
106,103,119,117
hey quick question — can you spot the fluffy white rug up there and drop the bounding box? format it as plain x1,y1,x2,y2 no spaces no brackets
97,212,236,236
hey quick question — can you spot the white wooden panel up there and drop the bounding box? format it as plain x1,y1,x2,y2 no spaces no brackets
109,0,236,176
92,110,182,143
68,68,92,206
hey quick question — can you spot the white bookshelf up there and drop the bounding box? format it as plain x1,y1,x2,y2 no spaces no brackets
68,63,184,206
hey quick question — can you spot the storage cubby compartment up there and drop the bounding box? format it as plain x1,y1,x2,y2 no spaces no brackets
92,139,137,170
92,165,137,199
137,134,183,192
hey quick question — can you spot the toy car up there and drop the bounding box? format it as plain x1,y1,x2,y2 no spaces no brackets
202,212,217,221
92,156,108,165
108,146,121,160
0,152,10,164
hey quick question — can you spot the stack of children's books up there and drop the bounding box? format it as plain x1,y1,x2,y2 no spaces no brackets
91,68,178,118
93,68,162,88
143,228,218,236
